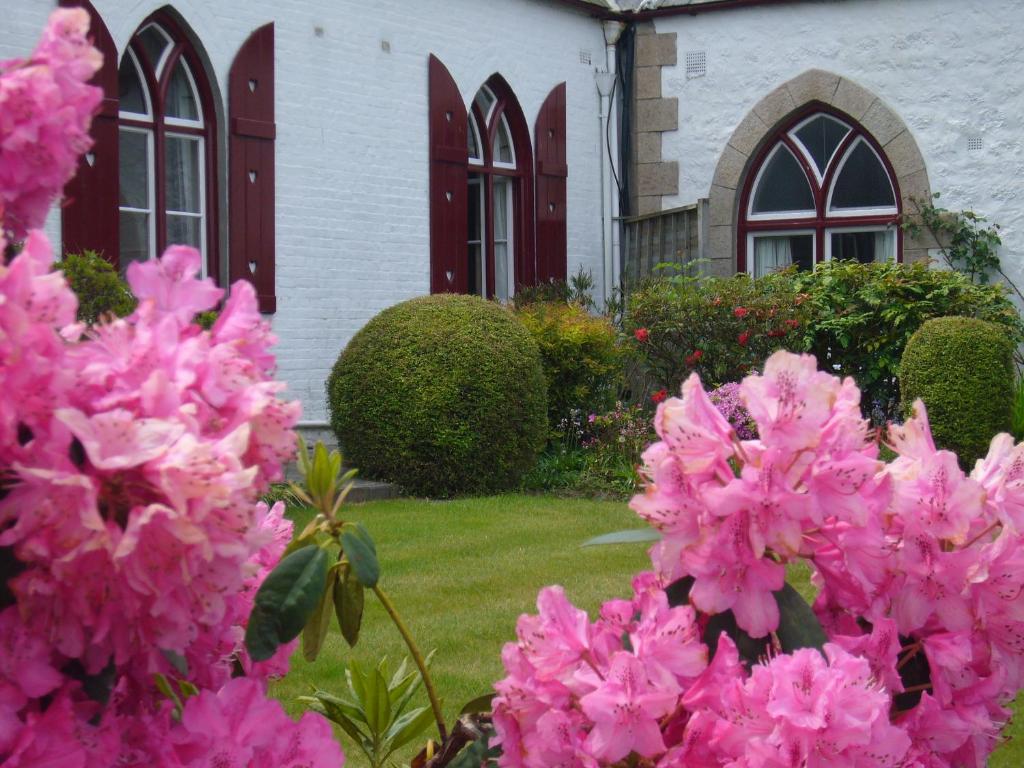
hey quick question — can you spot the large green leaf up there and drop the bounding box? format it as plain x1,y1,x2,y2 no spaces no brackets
245,545,329,662
341,524,380,588
302,566,338,662
334,561,365,647
385,705,435,754
581,528,661,547
774,582,827,654
460,693,495,715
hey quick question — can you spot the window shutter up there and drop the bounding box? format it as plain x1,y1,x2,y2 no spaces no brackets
229,23,276,313
59,0,119,263
428,55,468,294
534,82,568,283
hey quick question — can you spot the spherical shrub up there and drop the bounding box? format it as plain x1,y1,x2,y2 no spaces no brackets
515,301,622,432
327,294,548,497
899,316,1014,467
58,250,136,324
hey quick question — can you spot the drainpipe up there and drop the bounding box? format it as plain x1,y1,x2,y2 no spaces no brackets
599,20,625,306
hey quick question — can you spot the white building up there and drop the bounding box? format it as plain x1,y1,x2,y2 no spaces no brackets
4,0,1023,427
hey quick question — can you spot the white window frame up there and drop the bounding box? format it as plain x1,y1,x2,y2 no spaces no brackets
787,113,851,183
824,225,897,264
492,113,517,170
746,229,816,278
118,49,153,120
825,137,898,218
468,112,484,166
139,23,174,77
746,143,815,222
164,133,206,263
117,125,157,266
493,176,515,301
468,175,486,295
164,57,205,128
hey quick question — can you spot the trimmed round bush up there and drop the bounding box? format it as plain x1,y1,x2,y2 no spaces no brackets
327,294,547,497
899,316,1014,467
58,250,136,324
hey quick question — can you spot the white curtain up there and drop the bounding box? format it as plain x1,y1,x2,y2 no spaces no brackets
873,229,894,262
493,180,510,301
753,235,793,277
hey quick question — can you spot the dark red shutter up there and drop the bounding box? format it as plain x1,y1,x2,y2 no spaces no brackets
534,83,568,283
428,55,468,294
229,24,276,313
60,0,119,263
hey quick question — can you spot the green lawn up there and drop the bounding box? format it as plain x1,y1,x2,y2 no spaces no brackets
269,493,1024,766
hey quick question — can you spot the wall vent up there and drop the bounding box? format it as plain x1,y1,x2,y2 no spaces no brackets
579,49,592,65
967,136,983,152
685,51,706,78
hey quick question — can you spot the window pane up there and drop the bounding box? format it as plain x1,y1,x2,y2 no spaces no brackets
167,214,202,249
119,130,150,208
794,114,849,177
751,145,814,215
118,57,147,115
830,140,896,210
493,180,511,301
494,118,514,165
830,229,894,264
165,136,201,213
166,59,200,121
752,233,813,277
469,244,483,296
120,211,150,270
474,87,496,120
138,25,170,72
468,116,481,160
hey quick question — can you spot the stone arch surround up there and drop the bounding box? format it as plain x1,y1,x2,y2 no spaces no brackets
706,69,934,274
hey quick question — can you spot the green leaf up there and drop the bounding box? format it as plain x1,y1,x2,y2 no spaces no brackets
308,694,370,746
245,545,329,662
581,528,661,547
334,562,365,647
302,566,338,662
460,693,495,715
384,705,435,753
361,663,390,735
341,524,380,588
774,582,828,653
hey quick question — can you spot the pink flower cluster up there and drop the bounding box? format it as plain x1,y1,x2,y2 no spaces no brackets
0,8,102,239
495,350,1024,767
0,13,342,765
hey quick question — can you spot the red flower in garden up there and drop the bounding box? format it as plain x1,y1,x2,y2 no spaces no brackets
738,330,751,347
685,349,704,366
651,389,668,404
733,307,749,318
786,319,800,329
634,328,649,343
712,296,723,307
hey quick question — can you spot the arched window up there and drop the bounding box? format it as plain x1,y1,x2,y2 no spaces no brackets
739,109,900,277
117,14,216,274
466,78,532,301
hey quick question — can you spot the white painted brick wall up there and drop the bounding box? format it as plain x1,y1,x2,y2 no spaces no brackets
654,0,1024,293
4,0,609,423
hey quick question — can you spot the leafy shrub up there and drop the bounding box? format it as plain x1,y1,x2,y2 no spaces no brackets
794,260,1024,422
516,301,622,432
194,310,219,330
57,249,136,323
626,271,809,391
326,294,547,498
1012,378,1024,443
900,316,1014,466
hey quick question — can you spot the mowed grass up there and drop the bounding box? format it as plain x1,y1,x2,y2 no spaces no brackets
269,494,1024,766
269,494,649,762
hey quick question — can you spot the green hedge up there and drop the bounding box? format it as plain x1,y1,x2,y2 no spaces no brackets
326,294,548,498
900,316,1014,467
515,301,621,431
58,250,136,324
626,261,1024,422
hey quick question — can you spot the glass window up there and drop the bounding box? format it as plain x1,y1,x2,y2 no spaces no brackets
751,233,814,277
750,145,814,215
829,229,895,264
829,140,896,211
792,114,849,178
118,21,213,274
741,110,901,275
474,86,496,121
468,115,482,163
493,178,512,301
494,116,514,166
467,175,484,295
165,60,201,122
